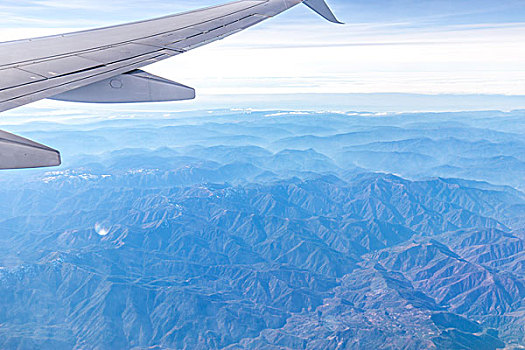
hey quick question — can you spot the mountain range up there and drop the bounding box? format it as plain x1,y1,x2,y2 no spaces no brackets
0,108,523,349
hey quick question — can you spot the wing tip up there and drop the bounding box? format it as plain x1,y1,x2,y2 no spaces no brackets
0,130,62,170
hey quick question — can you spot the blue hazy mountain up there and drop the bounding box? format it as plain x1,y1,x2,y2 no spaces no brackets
0,108,523,349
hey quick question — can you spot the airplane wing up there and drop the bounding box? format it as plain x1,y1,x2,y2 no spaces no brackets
0,0,341,169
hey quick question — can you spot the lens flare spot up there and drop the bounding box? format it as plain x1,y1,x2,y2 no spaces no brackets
94,223,110,236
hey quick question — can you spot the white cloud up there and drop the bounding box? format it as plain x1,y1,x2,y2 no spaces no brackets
143,22,525,95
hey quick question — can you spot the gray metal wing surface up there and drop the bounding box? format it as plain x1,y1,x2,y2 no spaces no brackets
0,0,305,113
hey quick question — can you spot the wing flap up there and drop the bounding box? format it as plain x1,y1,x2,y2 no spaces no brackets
170,14,267,51
78,43,160,64
20,55,104,78
0,68,47,91
135,28,202,51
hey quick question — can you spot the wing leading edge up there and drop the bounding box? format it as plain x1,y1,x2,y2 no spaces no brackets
0,0,341,169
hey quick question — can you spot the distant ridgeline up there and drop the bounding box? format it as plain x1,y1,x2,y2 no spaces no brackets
0,109,523,349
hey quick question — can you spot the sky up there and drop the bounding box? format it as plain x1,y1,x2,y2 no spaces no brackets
1,0,525,112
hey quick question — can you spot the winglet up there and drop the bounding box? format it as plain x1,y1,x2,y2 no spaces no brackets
303,0,343,24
